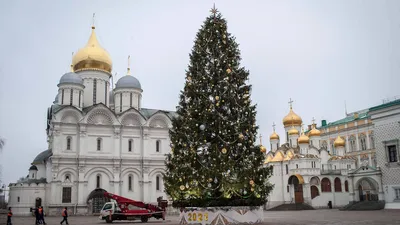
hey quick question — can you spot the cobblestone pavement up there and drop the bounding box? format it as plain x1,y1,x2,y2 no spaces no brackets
6,209,400,225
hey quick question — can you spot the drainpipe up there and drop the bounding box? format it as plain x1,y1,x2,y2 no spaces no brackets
281,161,284,204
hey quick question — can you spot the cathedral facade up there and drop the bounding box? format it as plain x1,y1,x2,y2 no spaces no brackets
263,103,384,209
7,25,175,216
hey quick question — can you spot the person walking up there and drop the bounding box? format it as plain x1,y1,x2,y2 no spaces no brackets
38,206,46,225
60,207,69,225
34,207,40,224
6,207,12,225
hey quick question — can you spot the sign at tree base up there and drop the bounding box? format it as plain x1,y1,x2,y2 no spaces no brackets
179,206,263,225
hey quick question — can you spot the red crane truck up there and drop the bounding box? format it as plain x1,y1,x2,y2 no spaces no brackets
99,192,167,223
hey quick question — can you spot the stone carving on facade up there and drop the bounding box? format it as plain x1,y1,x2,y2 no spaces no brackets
87,110,113,125
113,167,120,173
114,130,120,139
80,131,87,137
78,166,85,173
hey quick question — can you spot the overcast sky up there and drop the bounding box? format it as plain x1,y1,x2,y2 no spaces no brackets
0,0,400,185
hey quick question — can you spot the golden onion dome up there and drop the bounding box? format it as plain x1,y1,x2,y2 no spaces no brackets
298,133,310,144
308,125,321,137
283,108,303,127
334,136,345,148
270,131,279,140
260,145,267,153
288,127,299,135
72,26,113,74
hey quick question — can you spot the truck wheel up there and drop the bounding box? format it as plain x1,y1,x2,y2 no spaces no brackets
141,216,149,223
105,217,113,223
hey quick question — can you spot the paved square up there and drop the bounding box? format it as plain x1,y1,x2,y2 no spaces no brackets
7,209,400,225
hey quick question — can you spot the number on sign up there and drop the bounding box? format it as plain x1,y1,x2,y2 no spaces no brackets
187,212,209,222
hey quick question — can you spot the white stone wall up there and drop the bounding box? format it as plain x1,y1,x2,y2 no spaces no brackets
78,70,110,108
7,184,46,216
370,105,400,209
113,89,142,113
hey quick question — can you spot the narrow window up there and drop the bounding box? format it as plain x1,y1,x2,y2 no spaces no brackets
287,186,289,193
285,164,288,174
66,137,71,150
290,139,292,147
32,173,35,179
70,88,73,105
334,178,342,192
96,175,101,188
388,145,398,162
370,134,375,149
93,79,97,104
17,196,20,202
120,93,123,112
156,176,160,191
105,82,107,106
97,138,102,151
310,140,313,146
130,93,133,107
345,180,349,192
128,139,133,152
128,176,132,191
62,187,72,203
79,90,81,107
156,140,160,152
296,164,298,169
61,89,64,104
395,188,400,200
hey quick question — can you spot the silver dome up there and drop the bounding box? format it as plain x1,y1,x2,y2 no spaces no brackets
59,72,83,85
115,75,141,89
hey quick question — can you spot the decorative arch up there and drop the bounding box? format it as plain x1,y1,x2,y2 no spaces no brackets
309,176,320,186
288,174,304,185
83,104,120,126
84,167,114,180
119,109,146,126
57,168,78,181
147,112,172,128
121,167,141,178
356,177,379,201
54,107,83,123
87,188,109,214
359,133,367,151
334,177,342,192
349,136,356,152
149,168,166,178
321,177,331,192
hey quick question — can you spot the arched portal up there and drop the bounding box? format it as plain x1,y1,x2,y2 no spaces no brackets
35,197,42,208
87,188,109,214
288,174,304,203
311,186,319,199
356,178,379,201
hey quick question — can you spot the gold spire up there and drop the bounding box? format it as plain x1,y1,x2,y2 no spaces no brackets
127,55,131,75
283,98,302,127
72,15,113,74
309,117,321,137
298,124,310,144
270,122,279,140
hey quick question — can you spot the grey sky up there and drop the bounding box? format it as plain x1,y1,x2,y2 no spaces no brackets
0,0,399,185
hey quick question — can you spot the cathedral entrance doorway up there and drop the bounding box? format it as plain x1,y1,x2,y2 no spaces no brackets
35,198,42,208
288,174,304,203
87,188,109,214
357,178,378,202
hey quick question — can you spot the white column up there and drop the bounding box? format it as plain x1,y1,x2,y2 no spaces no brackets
346,136,350,153
366,132,370,149
356,135,360,151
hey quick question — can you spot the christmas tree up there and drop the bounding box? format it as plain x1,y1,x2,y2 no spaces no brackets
164,6,273,208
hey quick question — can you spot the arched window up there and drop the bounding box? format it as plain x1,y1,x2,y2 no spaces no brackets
65,175,70,182
156,176,160,191
321,178,331,192
66,137,72,150
311,186,319,199
128,139,133,152
334,177,342,192
370,133,375,149
97,138,102,151
96,175,101,188
156,140,161,152
360,134,367,151
349,136,356,152
128,175,133,191
345,180,349,192
285,164,288,174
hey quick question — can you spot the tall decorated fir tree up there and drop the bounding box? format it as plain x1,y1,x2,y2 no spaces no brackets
164,6,273,208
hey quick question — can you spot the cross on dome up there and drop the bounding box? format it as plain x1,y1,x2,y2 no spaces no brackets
272,122,276,131
288,98,294,109
127,55,131,75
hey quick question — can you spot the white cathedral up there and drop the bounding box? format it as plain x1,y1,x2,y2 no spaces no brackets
8,25,175,216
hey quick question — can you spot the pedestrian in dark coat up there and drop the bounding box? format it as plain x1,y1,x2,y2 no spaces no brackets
35,207,40,224
7,207,12,225
60,207,69,225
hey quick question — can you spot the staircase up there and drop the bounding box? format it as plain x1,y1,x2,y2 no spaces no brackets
340,201,385,211
267,203,315,211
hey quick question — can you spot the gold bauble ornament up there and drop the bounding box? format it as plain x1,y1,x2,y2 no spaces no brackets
216,103,220,107
251,187,255,192
221,148,227,154
180,185,185,191
226,68,231,74
208,178,213,182
249,180,255,185
239,133,244,140
215,96,220,101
